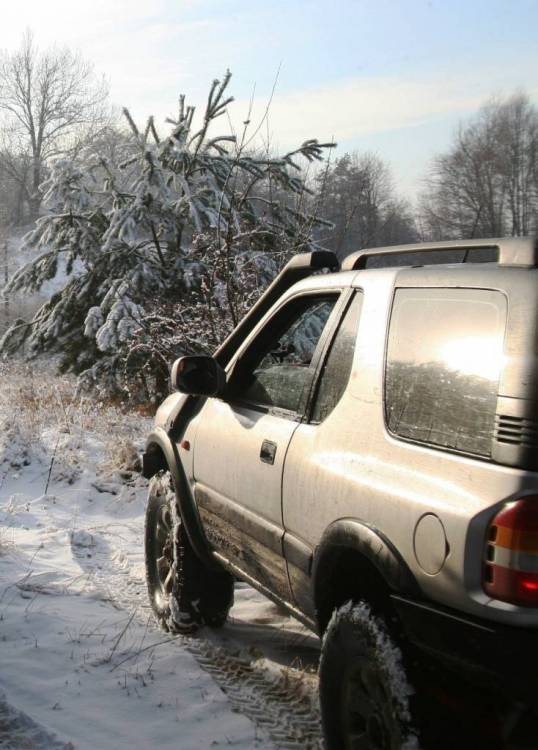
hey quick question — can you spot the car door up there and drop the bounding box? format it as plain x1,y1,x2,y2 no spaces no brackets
193,291,343,601
282,290,364,616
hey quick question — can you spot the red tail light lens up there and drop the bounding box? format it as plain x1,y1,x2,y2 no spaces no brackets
484,496,538,607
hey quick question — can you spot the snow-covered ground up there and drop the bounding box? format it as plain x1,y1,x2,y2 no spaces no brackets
0,361,321,749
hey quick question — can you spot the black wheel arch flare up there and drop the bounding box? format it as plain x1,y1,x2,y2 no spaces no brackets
312,519,421,633
142,426,218,570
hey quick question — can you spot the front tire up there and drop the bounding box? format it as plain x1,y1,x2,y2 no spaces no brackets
144,470,234,633
319,601,420,750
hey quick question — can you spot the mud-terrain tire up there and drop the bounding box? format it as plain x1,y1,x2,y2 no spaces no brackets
319,601,420,750
145,470,234,632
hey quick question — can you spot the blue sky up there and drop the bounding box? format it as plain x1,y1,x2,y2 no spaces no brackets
1,0,537,198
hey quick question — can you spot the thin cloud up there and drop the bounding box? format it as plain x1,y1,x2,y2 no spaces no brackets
231,72,537,149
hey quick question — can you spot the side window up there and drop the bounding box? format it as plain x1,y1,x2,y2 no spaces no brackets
232,295,338,414
385,288,507,456
311,292,363,423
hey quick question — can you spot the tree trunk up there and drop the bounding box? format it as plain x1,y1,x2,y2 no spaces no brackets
29,160,41,219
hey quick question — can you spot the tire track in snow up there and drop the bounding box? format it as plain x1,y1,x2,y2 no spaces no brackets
69,525,149,613
187,640,323,749
70,528,324,749
0,691,72,750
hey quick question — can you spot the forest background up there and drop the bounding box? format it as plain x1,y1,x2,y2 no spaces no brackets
1,30,537,402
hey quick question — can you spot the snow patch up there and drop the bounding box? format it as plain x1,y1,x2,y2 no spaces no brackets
0,362,283,749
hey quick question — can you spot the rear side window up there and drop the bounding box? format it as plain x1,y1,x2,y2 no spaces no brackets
385,288,507,457
311,291,363,423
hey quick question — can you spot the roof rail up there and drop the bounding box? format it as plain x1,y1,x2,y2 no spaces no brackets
342,237,538,271
214,250,339,367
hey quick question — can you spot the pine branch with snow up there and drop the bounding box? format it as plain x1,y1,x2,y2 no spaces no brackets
1,71,335,402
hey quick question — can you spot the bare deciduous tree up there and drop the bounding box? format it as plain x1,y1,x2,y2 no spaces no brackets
420,93,538,240
0,29,110,219
316,152,417,258
496,94,538,236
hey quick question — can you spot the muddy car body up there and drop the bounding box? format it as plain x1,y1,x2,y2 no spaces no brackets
143,238,538,748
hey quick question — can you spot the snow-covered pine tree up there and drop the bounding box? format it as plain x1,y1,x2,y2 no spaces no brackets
1,72,334,402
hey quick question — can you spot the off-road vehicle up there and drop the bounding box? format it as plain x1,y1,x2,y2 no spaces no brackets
142,237,538,749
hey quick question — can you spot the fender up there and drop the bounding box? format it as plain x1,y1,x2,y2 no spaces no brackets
142,426,217,569
312,518,420,602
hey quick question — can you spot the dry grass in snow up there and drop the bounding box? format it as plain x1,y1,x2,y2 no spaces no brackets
0,359,321,750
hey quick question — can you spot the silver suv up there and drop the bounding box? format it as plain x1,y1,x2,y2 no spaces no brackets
142,238,538,749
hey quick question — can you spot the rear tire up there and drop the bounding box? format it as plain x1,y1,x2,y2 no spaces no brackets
319,601,420,750
144,470,234,633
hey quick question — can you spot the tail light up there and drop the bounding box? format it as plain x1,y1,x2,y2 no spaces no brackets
483,495,538,606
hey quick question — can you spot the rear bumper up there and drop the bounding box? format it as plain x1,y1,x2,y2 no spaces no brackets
392,594,538,708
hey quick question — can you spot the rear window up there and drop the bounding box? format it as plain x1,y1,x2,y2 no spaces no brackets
385,288,507,457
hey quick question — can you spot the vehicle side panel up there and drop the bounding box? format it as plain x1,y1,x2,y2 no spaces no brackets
192,398,298,601
283,271,538,627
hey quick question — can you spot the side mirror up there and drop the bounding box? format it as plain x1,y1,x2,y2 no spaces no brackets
170,355,226,397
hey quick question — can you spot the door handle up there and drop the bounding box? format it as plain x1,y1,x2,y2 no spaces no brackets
260,440,277,465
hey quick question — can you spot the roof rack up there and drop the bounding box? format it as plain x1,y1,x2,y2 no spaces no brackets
341,237,538,271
